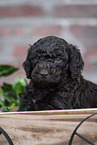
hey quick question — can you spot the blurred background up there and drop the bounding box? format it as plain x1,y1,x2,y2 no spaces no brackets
0,0,97,84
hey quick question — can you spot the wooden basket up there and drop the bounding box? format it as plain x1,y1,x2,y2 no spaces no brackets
0,108,97,145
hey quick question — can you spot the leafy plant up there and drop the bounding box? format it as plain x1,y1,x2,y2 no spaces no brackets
0,65,19,77
0,65,27,112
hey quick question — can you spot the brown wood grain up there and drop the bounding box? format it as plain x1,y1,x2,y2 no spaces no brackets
0,108,97,145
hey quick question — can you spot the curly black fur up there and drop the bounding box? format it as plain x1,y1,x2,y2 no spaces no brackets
19,36,97,111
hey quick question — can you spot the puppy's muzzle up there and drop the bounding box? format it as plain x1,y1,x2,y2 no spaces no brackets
38,62,49,77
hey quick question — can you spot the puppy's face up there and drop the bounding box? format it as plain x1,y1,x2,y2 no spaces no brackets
30,44,68,86
23,36,84,86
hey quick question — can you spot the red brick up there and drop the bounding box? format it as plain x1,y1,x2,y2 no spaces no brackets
70,25,83,38
0,5,43,18
70,25,97,39
84,26,97,38
0,27,24,36
0,45,2,54
34,25,61,37
86,47,97,58
84,46,97,68
0,44,2,49
53,5,97,17
13,45,28,57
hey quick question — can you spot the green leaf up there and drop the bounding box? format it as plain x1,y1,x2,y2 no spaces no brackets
0,106,10,112
5,94,16,103
13,77,27,86
8,103,16,110
1,83,12,92
0,65,19,77
0,90,3,95
0,90,5,102
0,68,27,111
13,77,27,95
0,99,5,107
0,82,17,105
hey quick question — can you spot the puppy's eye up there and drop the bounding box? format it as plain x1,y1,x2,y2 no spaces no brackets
56,58,61,61
55,58,62,62
47,59,52,62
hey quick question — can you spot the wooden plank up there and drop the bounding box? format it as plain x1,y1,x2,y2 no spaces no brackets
0,108,97,145
1,108,97,115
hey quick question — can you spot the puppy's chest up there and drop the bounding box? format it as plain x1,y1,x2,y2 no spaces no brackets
32,88,72,103
32,89,53,101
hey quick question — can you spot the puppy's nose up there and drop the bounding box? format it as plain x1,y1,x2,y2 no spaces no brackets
40,70,48,76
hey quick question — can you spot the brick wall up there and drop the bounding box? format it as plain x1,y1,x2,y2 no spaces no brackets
0,0,97,84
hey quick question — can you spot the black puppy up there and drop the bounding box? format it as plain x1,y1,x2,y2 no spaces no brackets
19,36,97,111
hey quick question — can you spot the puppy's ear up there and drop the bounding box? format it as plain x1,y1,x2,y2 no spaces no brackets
22,45,32,79
66,44,84,79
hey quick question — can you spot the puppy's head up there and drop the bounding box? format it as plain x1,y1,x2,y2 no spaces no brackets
23,36,84,86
